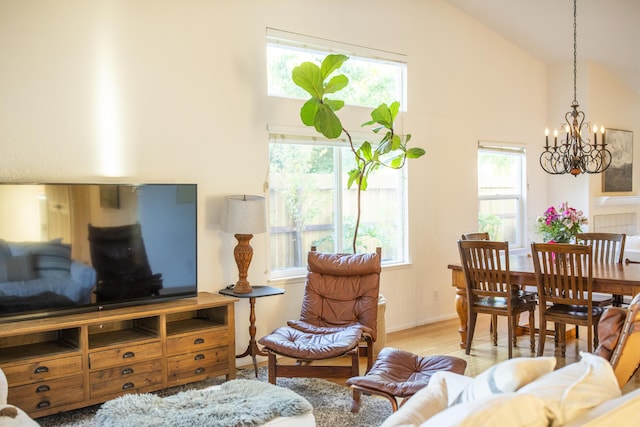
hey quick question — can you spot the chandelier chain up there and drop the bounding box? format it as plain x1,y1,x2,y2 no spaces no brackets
539,0,612,177
573,0,577,104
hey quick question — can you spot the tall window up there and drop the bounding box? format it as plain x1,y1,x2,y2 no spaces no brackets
477,143,526,248
269,134,407,278
267,30,409,278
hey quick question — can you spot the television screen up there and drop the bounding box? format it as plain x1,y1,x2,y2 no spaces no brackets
0,183,197,322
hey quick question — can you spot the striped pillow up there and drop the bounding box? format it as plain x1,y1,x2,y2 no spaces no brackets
24,242,72,279
0,255,38,282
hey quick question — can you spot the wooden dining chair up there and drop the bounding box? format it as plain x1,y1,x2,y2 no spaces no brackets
576,232,626,306
460,232,490,241
530,242,604,356
457,240,536,358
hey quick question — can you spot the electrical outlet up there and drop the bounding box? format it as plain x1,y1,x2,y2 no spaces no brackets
433,290,439,302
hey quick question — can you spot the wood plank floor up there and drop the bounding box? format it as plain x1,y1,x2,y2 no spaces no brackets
255,315,639,393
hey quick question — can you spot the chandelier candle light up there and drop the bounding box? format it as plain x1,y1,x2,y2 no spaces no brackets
221,195,267,294
539,0,612,177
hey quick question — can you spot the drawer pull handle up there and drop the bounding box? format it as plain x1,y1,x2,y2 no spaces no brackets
195,367,205,374
194,354,205,361
121,368,134,375
122,351,135,359
194,338,205,345
34,366,49,374
35,385,51,393
122,382,135,390
36,400,51,409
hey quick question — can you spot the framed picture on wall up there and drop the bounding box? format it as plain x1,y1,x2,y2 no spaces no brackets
602,129,633,193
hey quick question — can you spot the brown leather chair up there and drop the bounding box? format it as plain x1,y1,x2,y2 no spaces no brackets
531,242,603,356
594,292,640,387
258,248,381,385
458,240,536,358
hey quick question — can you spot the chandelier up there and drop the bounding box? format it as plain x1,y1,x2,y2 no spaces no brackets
539,0,611,177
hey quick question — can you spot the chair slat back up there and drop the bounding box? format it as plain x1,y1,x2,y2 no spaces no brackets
531,243,593,307
576,232,626,264
458,240,510,300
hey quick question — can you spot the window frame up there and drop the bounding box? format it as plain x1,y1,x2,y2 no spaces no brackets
477,142,527,249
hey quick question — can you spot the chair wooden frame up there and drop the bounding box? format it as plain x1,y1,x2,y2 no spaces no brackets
577,232,626,306
531,242,603,356
461,232,490,241
457,240,536,358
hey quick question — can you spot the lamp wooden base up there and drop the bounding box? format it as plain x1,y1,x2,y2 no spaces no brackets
233,233,254,294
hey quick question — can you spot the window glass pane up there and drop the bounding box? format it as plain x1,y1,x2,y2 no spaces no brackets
269,143,337,274
478,151,521,196
478,198,518,242
269,139,406,276
477,148,525,247
341,153,404,259
267,43,406,109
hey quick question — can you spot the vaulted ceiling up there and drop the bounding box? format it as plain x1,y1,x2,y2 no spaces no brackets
443,0,640,94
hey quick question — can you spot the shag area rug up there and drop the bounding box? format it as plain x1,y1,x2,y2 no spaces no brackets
37,367,393,427
95,379,313,427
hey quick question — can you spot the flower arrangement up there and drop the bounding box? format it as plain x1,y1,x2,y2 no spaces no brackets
536,202,587,243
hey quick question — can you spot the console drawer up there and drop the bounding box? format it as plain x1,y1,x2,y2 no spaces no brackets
8,374,84,414
90,369,163,399
167,346,228,383
166,330,227,357
89,341,162,371
2,356,83,386
90,359,162,383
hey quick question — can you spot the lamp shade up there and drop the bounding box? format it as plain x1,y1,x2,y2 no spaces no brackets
220,195,267,235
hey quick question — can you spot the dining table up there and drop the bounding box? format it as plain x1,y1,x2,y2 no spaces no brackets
448,254,640,348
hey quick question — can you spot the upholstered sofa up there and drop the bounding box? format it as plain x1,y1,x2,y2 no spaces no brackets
0,240,96,310
381,293,640,427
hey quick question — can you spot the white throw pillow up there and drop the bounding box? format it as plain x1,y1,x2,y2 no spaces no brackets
452,356,556,404
380,374,448,427
517,352,621,426
562,387,640,427
420,393,548,427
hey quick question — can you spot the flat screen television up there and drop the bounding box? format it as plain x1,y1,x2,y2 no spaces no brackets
0,183,197,322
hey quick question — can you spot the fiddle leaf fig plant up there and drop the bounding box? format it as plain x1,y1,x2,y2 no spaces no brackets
292,53,425,253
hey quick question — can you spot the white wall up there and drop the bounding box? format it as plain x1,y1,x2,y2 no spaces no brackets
0,0,566,365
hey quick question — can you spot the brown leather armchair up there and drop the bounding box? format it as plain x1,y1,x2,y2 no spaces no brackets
594,292,640,387
259,248,381,384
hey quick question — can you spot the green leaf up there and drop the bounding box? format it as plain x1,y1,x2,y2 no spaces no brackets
359,175,368,191
292,62,323,98
314,104,343,138
300,98,320,126
389,155,404,168
389,101,400,120
324,98,345,112
406,147,426,158
391,134,402,150
324,75,348,94
377,137,393,154
320,54,349,79
347,168,360,189
370,103,392,128
360,141,373,161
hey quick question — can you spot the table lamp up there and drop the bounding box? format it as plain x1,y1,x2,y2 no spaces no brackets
220,195,266,294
